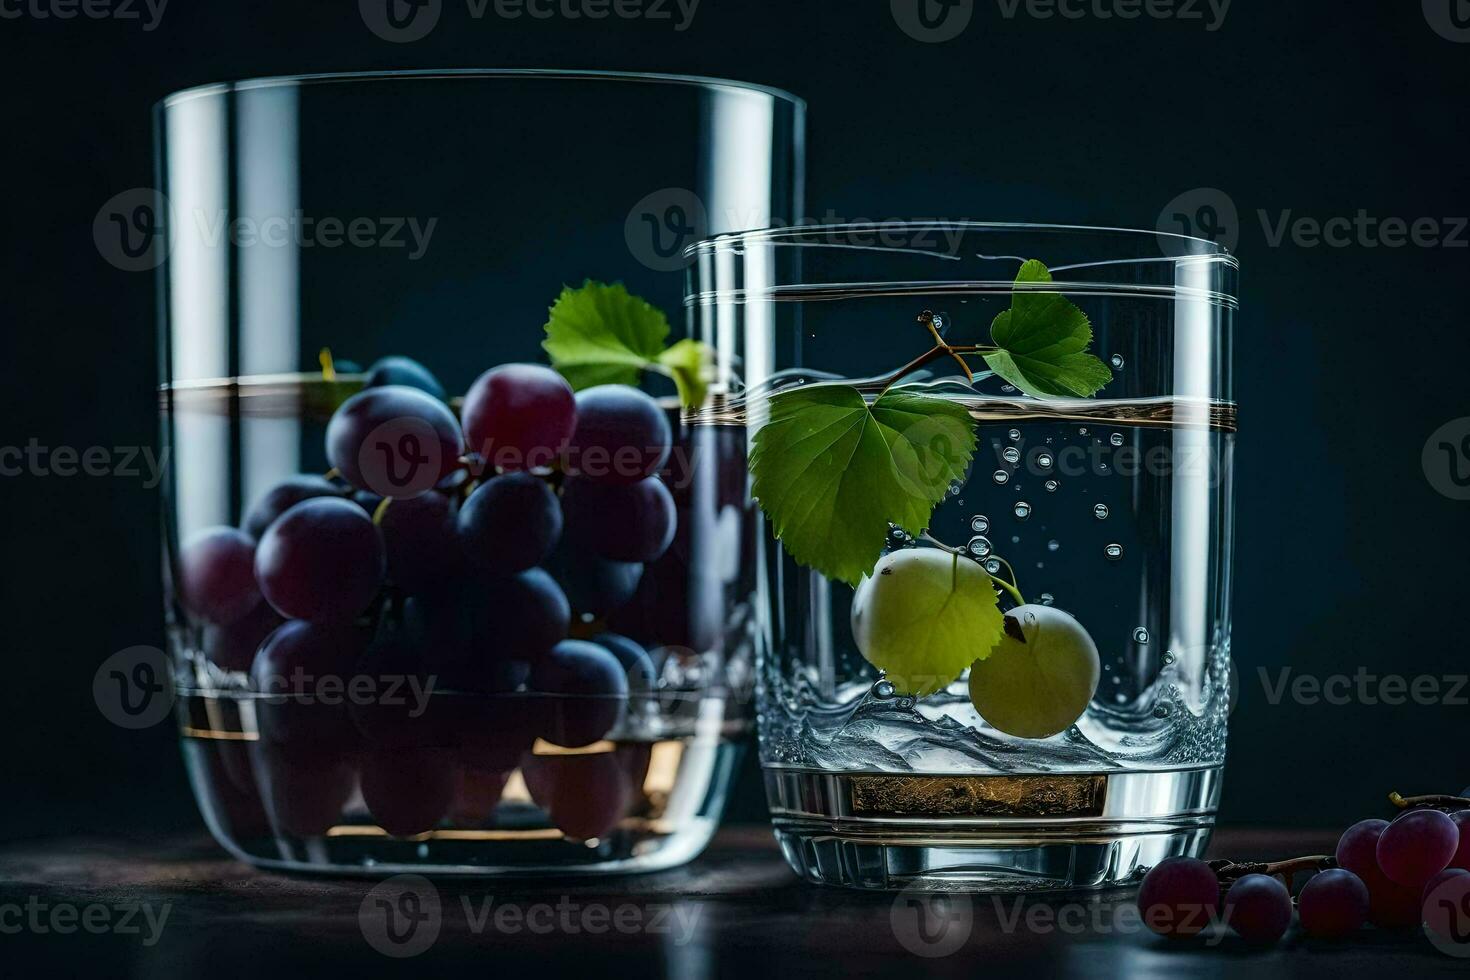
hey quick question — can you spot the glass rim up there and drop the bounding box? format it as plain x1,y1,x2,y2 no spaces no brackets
158,67,805,112
684,220,1238,264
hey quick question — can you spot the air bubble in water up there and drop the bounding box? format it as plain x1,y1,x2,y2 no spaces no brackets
948,480,963,496
1039,592,1055,606
1007,428,1021,441
970,515,990,533
1153,705,1170,719
1078,426,1089,436
1110,354,1125,370
1044,479,1059,492
1047,539,1060,552
1002,446,1020,464
1162,651,1176,666
874,680,896,699
1013,501,1032,520
1093,503,1109,520
1133,627,1150,644
1002,384,1016,393
967,535,992,557
1105,543,1123,560
993,470,1010,485
984,558,1001,574
890,526,905,540
1035,452,1054,469
1110,432,1124,447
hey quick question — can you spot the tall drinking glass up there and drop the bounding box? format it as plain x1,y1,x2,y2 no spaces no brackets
687,223,1236,891
156,70,803,875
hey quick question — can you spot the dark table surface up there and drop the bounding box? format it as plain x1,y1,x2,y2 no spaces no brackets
1,827,1464,977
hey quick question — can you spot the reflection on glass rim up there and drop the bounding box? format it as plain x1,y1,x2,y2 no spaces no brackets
160,68,805,111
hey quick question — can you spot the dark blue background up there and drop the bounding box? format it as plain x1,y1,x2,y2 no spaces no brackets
2,0,1467,839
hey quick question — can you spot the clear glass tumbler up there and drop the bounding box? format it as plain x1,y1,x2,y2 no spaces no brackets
156,70,803,875
686,223,1236,891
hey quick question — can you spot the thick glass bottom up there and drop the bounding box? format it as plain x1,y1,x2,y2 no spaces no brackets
764,764,1221,892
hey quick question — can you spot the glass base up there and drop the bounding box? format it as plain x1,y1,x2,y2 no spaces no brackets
764,764,1221,892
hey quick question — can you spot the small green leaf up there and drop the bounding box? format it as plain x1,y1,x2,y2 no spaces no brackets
656,338,712,410
543,281,713,409
543,281,669,389
851,549,1006,696
749,385,977,586
983,260,1113,398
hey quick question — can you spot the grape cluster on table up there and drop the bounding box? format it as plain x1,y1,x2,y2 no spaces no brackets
175,356,684,842
1139,792,1470,948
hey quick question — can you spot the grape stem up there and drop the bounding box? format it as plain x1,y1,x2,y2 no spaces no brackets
920,532,1026,606
1207,855,1336,883
1390,791,1470,812
876,311,1000,396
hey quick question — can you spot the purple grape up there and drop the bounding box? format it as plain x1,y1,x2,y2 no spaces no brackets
379,490,460,594
202,602,283,672
590,633,655,695
449,766,509,827
250,619,370,745
457,472,561,574
363,355,445,401
255,498,385,623
249,740,356,839
1223,874,1292,944
1336,818,1421,928
242,475,345,539
562,475,676,563
1423,868,1470,909
564,385,671,484
1451,810,1470,871
347,630,450,749
1298,869,1370,939
1137,857,1220,938
462,364,576,472
413,570,569,688
326,385,463,499
530,640,629,748
559,552,643,618
521,752,632,841
178,526,261,625
1378,809,1460,889
360,747,455,837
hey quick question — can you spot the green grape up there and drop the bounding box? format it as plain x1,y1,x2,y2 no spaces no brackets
850,548,1004,696
968,604,1100,738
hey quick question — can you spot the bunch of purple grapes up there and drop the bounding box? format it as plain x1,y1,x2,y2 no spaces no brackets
1138,791,1470,947
175,357,680,842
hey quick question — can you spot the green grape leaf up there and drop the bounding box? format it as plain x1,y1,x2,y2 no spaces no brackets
543,281,714,408
851,549,1006,696
983,260,1113,398
748,385,977,586
656,338,712,411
